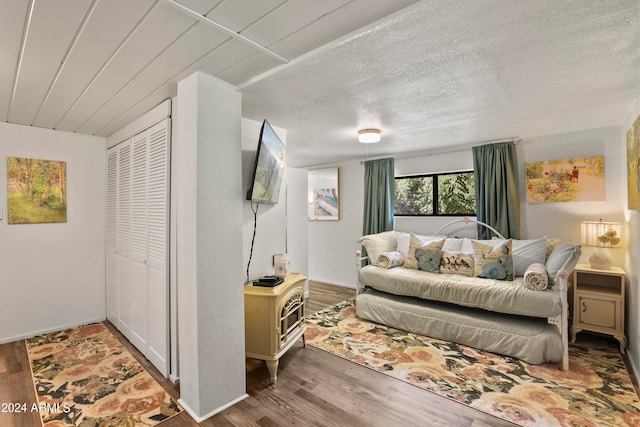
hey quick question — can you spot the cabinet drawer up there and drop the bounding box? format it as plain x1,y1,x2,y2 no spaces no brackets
576,295,618,329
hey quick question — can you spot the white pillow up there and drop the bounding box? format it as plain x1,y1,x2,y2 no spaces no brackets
443,238,463,251
395,232,446,258
546,242,581,287
461,238,505,253
512,237,547,276
395,232,411,257
358,231,397,264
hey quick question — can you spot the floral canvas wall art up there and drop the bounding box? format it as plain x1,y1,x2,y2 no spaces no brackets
627,115,640,210
7,157,67,224
525,156,604,204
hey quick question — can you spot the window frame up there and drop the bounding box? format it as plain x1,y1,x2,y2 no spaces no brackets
394,170,476,217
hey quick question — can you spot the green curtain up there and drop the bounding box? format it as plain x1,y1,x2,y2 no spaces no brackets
363,158,395,236
472,142,520,239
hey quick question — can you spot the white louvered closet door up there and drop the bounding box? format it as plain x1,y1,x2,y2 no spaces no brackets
146,121,170,375
129,132,149,353
106,147,119,324
117,141,133,338
106,119,170,377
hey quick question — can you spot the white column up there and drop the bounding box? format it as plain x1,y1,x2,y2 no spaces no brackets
175,71,247,421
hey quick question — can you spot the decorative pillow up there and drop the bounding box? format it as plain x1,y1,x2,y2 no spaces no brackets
546,242,581,287
395,232,412,257
545,238,563,261
443,238,464,251
358,231,397,264
524,263,549,291
461,238,505,253
471,239,514,281
512,237,547,276
440,251,474,276
404,234,445,269
378,251,406,269
396,232,446,258
415,248,442,273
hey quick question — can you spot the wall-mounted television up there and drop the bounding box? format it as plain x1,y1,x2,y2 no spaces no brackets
246,119,286,204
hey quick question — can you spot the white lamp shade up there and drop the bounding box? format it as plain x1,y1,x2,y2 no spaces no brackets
580,221,622,248
358,128,381,143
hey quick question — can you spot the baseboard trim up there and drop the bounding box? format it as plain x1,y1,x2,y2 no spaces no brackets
178,393,249,423
0,317,107,345
169,374,180,384
308,277,356,289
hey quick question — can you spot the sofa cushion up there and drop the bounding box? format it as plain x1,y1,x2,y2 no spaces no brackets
377,251,406,269
356,288,563,365
443,238,464,252
396,232,449,257
359,265,562,318
512,237,547,276
439,251,474,276
546,242,581,287
461,237,504,253
524,263,549,291
405,234,445,269
472,239,514,281
358,231,397,264
415,248,442,273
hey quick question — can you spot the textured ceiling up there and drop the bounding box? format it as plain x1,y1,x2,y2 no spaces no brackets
1,0,639,168
1,0,416,138
241,0,640,167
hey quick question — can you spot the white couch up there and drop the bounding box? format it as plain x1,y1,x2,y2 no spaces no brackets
356,227,581,369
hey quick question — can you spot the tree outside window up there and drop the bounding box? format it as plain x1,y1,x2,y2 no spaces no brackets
394,171,475,216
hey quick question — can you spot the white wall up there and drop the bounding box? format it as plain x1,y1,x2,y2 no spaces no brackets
308,160,363,288
285,167,309,295
176,71,246,421
241,118,287,281
622,95,640,378
241,119,309,290
0,122,105,343
518,127,626,248
308,126,628,288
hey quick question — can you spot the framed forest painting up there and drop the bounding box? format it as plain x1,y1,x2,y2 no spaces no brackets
525,156,604,204
7,157,67,224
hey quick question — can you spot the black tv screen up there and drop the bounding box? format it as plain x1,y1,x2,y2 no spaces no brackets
246,119,286,204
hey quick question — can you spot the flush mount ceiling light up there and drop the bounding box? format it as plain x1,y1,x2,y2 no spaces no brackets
358,128,381,143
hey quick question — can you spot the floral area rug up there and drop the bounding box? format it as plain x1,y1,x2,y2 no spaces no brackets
26,323,182,427
306,300,640,427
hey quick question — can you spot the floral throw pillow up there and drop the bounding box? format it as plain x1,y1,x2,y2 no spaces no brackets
404,234,445,269
471,239,514,281
440,251,474,276
415,248,442,273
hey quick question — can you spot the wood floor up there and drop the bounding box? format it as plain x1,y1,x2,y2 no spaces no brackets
2,281,522,426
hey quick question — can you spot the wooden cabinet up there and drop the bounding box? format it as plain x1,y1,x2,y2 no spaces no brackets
244,273,306,384
571,264,626,353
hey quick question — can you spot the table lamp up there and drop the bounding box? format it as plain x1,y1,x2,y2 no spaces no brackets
580,220,622,270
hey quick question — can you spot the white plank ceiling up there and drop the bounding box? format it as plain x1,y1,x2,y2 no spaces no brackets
2,0,639,167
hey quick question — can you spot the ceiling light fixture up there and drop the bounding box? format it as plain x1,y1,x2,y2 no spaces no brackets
358,128,381,143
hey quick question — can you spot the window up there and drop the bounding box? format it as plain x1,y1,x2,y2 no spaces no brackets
394,171,476,216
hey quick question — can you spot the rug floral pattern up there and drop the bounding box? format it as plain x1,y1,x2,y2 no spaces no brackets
306,300,640,427
26,323,182,427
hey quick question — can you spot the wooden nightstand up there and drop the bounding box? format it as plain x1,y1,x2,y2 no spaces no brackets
571,264,626,353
